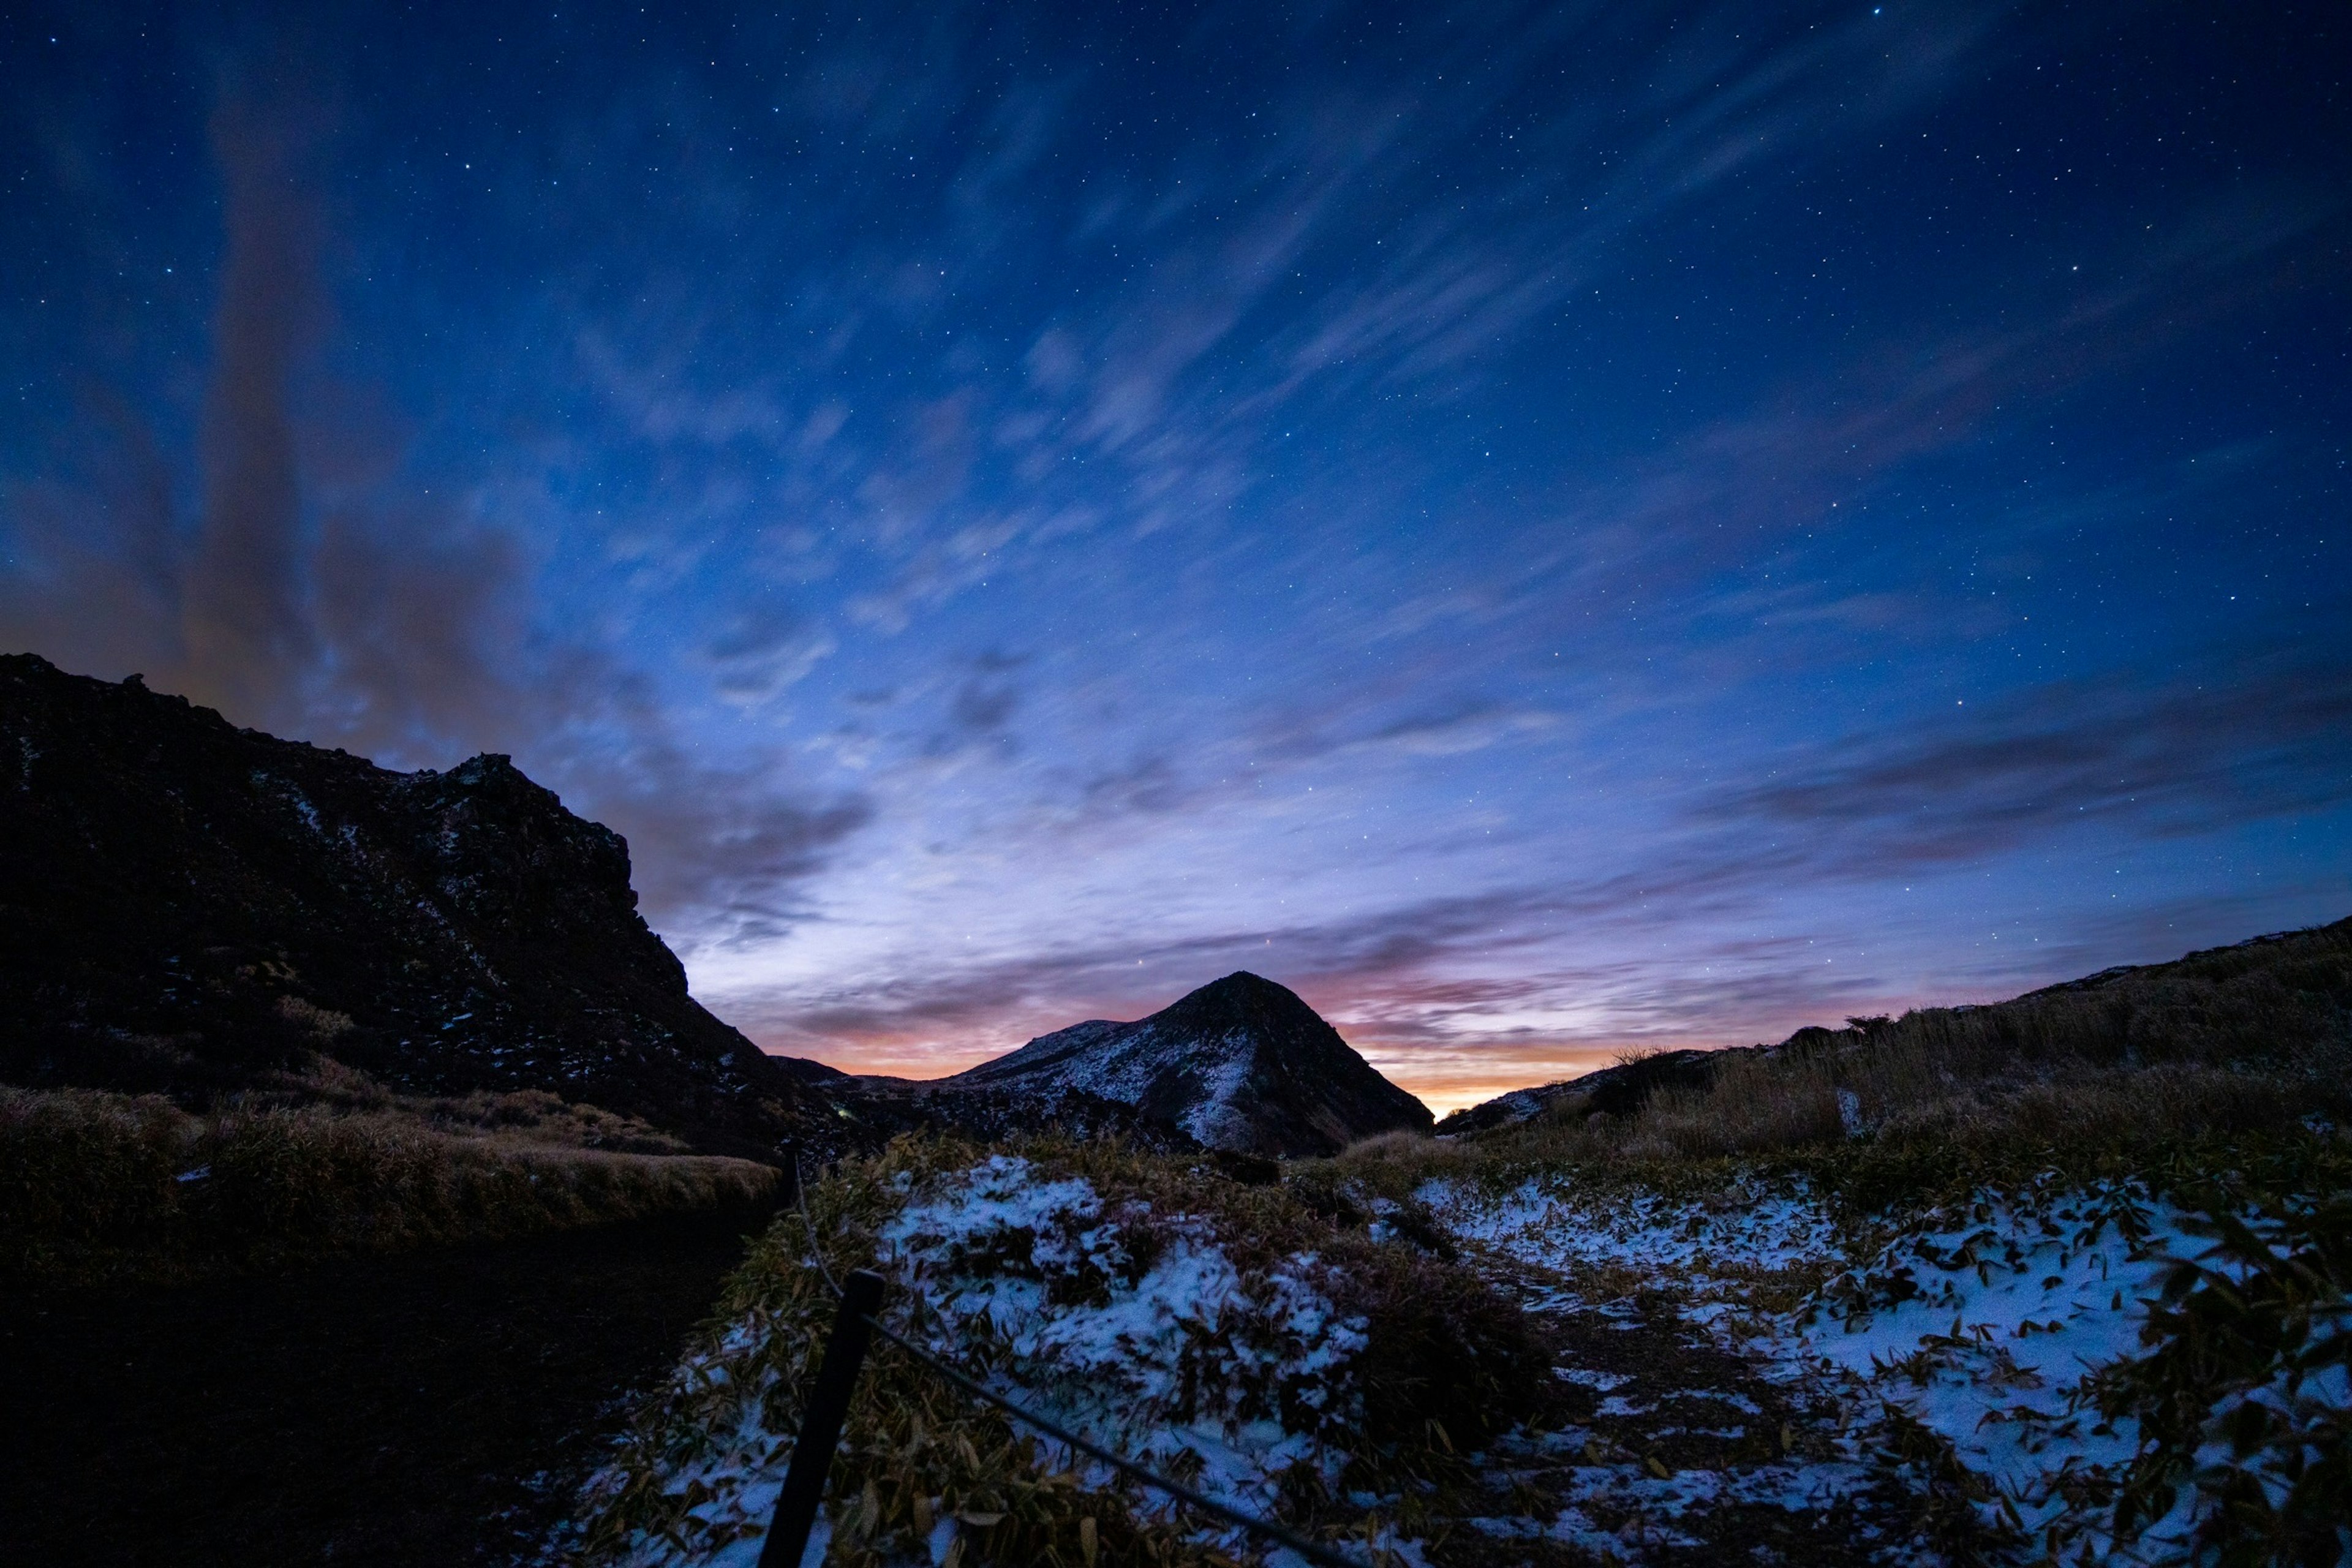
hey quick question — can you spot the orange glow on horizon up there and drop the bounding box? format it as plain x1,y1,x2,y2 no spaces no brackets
765,1031,1729,1119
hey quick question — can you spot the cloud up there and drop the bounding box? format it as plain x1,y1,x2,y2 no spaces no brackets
309,505,537,755
581,740,873,944
1711,660,2352,862
950,673,1019,734
701,596,837,706
719,881,1646,1061
717,881,1887,1098
1261,698,1562,765
715,635,2352,1076
1074,754,1191,818
0,78,869,955
175,93,326,728
0,388,184,679
1239,3,2005,407
575,328,795,448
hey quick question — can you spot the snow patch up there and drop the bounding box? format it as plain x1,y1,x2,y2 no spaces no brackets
585,1153,1374,1567
1420,1172,2346,1562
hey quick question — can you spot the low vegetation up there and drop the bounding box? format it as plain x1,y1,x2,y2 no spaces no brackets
571,1134,1558,1567
1,1082,780,1287
559,924,2352,1567
1344,918,2352,1212
1302,920,2352,1565
2089,1196,2351,1567
246,1052,703,1152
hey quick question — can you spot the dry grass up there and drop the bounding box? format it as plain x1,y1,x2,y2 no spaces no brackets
0,1084,780,1287
573,1133,1559,1567
248,1053,698,1153
1333,918,2352,1210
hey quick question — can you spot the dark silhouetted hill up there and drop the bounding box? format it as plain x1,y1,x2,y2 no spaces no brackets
0,652,831,1159
1436,916,2352,1136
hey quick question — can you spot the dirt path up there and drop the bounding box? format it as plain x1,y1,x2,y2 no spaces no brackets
1422,1254,1939,1567
0,1200,778,1567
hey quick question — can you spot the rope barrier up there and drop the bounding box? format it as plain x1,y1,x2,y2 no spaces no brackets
791,1145,845,1299
777,1145,1373,1568
859,1311,1370,1568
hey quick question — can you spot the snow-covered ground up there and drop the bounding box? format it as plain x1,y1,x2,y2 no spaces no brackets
1423,1172,1842,1284
573,1153,1403,1568
1418,1171,2345,1563
877,1154,1366,1505
569,1153,2345,1567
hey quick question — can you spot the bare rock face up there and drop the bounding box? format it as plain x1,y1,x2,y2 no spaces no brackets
945,971,1432,1158
0,653,823,1159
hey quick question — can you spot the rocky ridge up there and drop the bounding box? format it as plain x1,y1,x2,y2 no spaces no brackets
0,652,825,1159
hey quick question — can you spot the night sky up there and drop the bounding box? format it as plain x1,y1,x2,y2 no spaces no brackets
5,2,2347,1110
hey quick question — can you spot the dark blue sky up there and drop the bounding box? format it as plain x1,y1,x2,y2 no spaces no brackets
5,1,2346,1107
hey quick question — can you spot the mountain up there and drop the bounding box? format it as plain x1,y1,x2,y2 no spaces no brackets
1434,1047,1728,1136
941,971,1432,1157
0,652,828,1160
1434,915,2352,1136
834,1075,1207,1154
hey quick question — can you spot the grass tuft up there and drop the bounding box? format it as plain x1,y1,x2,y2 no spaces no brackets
1,1084,780,1287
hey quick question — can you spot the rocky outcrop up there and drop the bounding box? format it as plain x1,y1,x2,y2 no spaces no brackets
0,653,820,1159
942,971,1432,1157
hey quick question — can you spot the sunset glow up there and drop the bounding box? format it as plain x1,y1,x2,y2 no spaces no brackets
6,2,2346,1107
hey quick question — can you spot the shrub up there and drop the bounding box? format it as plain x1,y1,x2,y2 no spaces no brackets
573,1134,1558,1566
2089,1197,2352,1565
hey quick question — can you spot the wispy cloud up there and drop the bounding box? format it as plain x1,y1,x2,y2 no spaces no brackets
0,81,872,949
1713,660,2352,860
7,1,2345,1114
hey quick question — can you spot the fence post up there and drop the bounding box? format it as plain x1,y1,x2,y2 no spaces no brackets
758,1268,885,1568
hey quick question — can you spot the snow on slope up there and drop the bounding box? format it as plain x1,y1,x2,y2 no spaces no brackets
879,1155,1366,1494
946,973,1431,1157
568,1141,2346,1567
963,1017,1262,1149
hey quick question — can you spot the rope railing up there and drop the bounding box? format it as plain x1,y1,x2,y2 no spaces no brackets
761,1144,1372,1568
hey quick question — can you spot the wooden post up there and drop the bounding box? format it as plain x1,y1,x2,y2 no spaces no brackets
758,1269,885,1568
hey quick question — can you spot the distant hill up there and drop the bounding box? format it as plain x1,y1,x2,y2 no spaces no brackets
0,652,834,1160
1435,915,2352,1135
1436,1048,1724,1137
936,971,1433,1157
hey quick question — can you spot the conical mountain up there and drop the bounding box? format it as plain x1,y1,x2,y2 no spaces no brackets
949,971,1431,1156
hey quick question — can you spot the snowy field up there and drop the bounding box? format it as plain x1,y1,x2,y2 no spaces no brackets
1420,1171,2349,1564
567,1152,2348,1567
